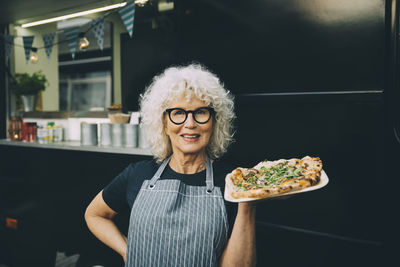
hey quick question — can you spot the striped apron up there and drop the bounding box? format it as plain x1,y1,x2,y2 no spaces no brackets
125,156,229,267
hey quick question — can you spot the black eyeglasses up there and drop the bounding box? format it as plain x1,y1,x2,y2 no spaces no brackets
165,107,215,125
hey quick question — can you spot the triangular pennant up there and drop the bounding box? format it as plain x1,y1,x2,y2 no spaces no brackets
3,35,14,63
22,36,35,64
63,27,80,59
119,1,135,38
42,32,56,61
91,16,105,50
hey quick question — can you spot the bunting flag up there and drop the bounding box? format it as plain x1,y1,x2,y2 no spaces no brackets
91,16,105,50
63,27,80,59
22,36,35,63
42,32,56,61
119,1,135,38
3,35,14,63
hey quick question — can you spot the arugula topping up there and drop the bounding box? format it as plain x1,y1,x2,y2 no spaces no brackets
235,162,305,190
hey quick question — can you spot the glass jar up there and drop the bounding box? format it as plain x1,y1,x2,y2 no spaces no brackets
8,116,23,141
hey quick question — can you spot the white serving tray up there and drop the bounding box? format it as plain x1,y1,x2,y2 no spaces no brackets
224,170,329,203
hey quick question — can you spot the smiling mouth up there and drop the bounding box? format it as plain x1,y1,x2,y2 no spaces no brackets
181,134,200,141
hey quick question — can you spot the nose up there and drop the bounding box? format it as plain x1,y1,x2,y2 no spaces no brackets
184,112,197,128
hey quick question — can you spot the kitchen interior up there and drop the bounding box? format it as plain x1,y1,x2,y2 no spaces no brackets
0,0,399,267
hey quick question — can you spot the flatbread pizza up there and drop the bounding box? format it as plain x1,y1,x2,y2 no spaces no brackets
225,156,323,200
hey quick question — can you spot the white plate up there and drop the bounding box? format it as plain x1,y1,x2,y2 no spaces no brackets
224,170,329,203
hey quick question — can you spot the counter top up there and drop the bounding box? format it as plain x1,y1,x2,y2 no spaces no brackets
0,139,153,156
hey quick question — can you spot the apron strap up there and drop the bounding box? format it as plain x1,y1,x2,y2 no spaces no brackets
148,155,214,193
205,156,214,193
148,156,171,188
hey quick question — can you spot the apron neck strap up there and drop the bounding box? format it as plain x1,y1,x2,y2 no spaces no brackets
205,156,214,192
149,155,214,192
149,155,171,186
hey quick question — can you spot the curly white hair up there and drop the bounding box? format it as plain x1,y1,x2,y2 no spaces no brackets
139,64,236,162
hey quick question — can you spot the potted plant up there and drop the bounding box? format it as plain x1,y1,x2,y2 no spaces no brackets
12,71,48,112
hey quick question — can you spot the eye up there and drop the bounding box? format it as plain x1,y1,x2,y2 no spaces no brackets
172,109,185,115
195,109,207,115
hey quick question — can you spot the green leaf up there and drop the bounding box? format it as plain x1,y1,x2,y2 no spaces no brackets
12,71,48,96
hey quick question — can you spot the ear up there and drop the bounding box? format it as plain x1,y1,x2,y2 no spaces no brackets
163,116,169,136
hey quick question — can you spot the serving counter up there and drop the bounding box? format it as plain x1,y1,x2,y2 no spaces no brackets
0,137,152,266
0,139,152,156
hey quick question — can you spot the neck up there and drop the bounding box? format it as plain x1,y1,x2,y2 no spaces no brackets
169,152,207,174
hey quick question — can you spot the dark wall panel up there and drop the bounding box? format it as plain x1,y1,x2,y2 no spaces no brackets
121,0,385,105
0,146,151,265
225,93,385,239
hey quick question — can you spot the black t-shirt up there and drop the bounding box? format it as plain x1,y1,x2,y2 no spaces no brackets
102,158,238,237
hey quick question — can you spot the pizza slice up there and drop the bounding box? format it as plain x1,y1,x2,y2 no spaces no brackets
226,156,323,199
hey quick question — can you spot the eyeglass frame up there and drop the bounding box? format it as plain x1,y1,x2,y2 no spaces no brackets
164,107,215,125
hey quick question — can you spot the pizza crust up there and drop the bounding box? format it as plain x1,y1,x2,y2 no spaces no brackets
231,184,291,199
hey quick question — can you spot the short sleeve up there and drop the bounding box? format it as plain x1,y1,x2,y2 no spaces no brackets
102,164,134,213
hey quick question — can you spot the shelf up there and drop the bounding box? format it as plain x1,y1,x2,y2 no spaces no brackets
0,139,153,156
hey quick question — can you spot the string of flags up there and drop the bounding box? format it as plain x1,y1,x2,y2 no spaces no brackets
0,0,136,63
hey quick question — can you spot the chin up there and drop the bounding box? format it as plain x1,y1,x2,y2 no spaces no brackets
181,149,204,155
179,145,206,155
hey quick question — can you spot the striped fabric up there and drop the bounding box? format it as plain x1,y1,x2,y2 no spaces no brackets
118,1,135,38
125,157,228,267
63,27,79,59
22,36,34,63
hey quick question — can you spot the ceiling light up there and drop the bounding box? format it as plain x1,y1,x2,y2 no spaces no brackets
57,18,92,30
78,33,90,50
135,0,150,7
30,48,39,63
21,2,128,28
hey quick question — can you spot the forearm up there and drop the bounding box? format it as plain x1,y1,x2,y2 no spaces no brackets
85,213,127,260
220,203,257,267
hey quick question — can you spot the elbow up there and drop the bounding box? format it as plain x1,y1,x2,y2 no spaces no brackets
84,202,96,225
84,206,91,224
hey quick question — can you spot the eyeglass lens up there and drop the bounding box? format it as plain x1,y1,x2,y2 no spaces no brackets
169,108,211,124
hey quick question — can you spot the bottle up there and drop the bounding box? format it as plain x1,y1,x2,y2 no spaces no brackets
53,125,63,142
21,121,29,142
27,122,37,143
37,124,48,144
47,122,55,143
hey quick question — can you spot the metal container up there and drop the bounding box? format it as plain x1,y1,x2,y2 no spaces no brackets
123,124,138,148
111,123,124,147
138,123,150,149
20,95,37,112
100,123,112,146
80,123,98,146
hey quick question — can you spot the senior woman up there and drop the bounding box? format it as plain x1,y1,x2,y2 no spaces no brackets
85,64,256,266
